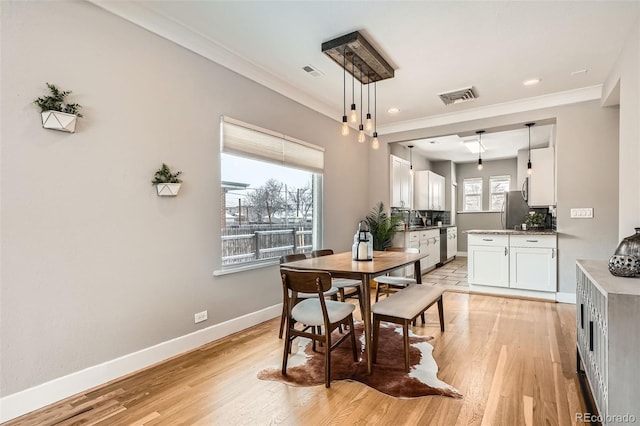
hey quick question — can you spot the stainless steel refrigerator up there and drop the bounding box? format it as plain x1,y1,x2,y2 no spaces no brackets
501,191,529,230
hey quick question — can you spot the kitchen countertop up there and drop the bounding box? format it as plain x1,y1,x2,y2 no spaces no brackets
465,229,557,235
398,224,457,232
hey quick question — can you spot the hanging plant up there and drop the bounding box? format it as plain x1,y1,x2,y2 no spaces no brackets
33,83,83,133
152,163,183,196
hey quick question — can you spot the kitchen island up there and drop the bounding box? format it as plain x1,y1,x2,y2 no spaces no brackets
466,229,558,301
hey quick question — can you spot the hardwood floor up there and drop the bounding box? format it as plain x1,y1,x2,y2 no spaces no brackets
4,292,587,426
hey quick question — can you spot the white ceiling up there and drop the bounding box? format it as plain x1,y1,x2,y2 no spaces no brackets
93,0,639,160
398,123,554,163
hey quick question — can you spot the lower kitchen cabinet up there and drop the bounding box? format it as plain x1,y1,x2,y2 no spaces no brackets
468,232,557,297
446,226,457,259
468,235,509,288
509,235,557,292
420,229,439,272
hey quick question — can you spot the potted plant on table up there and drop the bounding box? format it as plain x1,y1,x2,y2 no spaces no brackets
152,163,183,196
33,83,83,133
365,202,402,250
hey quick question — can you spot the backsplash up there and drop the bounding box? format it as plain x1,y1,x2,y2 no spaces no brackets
391,208,451,227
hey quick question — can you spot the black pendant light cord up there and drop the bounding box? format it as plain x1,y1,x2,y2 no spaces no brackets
343,47,346,117
374,81,377,134
360,67,363,125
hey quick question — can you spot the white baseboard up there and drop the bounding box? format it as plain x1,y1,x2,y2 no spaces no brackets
0,304,282,423
456,251,468,257
556,292,576,304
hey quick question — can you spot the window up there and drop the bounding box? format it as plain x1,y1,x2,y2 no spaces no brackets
463,178,483,211
220,117,324,270
489,175,511,211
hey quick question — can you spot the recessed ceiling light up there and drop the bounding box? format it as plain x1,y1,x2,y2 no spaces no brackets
387,107,400,114
523,78,541,86
571,69,588,76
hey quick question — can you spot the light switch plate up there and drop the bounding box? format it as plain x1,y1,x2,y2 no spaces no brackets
570,208,594,218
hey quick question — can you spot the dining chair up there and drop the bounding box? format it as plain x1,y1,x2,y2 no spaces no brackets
311,249,363,303
373,247,420,301
280,268,358,387
278,253,339,339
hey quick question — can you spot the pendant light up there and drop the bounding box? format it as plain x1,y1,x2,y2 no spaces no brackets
408,145,414,176
526,122,535,174
349,59,358,123
476,130,485,170
341,47,349,136
357,66,366,143
365,75,373,132
371,81,380,150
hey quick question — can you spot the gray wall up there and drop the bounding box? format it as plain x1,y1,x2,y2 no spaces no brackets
455,158,518,249
0,1,370,395
372,100,619,294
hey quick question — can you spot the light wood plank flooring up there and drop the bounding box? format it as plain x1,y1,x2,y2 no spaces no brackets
4,287,587,426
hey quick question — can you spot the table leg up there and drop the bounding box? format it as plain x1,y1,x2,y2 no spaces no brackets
361,272,372,374
414,260,422,284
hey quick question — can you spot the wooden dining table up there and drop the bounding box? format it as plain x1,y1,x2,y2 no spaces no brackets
280,250,428,374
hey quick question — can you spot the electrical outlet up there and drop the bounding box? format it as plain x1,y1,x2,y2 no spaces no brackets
570,208,594,219
194,310,208,323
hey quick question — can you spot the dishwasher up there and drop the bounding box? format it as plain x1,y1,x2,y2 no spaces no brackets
439,227,447,265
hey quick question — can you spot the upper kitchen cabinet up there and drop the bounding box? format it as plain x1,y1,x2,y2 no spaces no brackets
414,170,445,210
518,147,556,206
390,154,412,209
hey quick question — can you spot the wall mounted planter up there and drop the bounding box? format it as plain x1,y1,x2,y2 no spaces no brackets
41,110,78,133
156,183,182,196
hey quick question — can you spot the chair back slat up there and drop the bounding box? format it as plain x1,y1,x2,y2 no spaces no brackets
280,268,332,294
310,249,334,258
280,253,307,264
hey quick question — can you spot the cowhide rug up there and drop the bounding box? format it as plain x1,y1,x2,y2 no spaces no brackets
258,322,461,399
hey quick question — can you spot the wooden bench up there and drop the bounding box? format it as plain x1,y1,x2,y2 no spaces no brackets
371,285,445,372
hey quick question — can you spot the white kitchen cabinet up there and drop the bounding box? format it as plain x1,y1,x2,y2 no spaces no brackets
419,229,439,272
517,147,555,207
413,170,445,210
576,260,640,425
390,155,412,209
430,172,445,211
468,232,558,297
468,235,509,288
509,235,557,292
446,226,457,259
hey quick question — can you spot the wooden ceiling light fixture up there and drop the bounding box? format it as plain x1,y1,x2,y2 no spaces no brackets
322,31,394,148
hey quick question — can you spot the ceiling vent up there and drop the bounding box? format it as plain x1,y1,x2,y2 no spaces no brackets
302,64,324,78
438,86,478,105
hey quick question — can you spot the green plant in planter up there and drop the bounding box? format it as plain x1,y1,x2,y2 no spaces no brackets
366,202,402,250
33,83,83,117
524,211,545,228
152,163,182,184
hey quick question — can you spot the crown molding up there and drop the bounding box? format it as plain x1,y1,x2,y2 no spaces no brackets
87,0,338,121
377,85,603,135
88,1,603,136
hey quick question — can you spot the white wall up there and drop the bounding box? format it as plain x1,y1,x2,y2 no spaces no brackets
0,0,369,403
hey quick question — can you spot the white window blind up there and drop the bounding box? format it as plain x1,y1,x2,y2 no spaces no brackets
489,175,511,211
463,177,483,211
221,117,324,174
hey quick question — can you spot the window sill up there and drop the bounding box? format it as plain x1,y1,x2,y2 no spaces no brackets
213,259,279,276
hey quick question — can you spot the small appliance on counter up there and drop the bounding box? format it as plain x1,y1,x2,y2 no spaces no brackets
352,220,373,261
